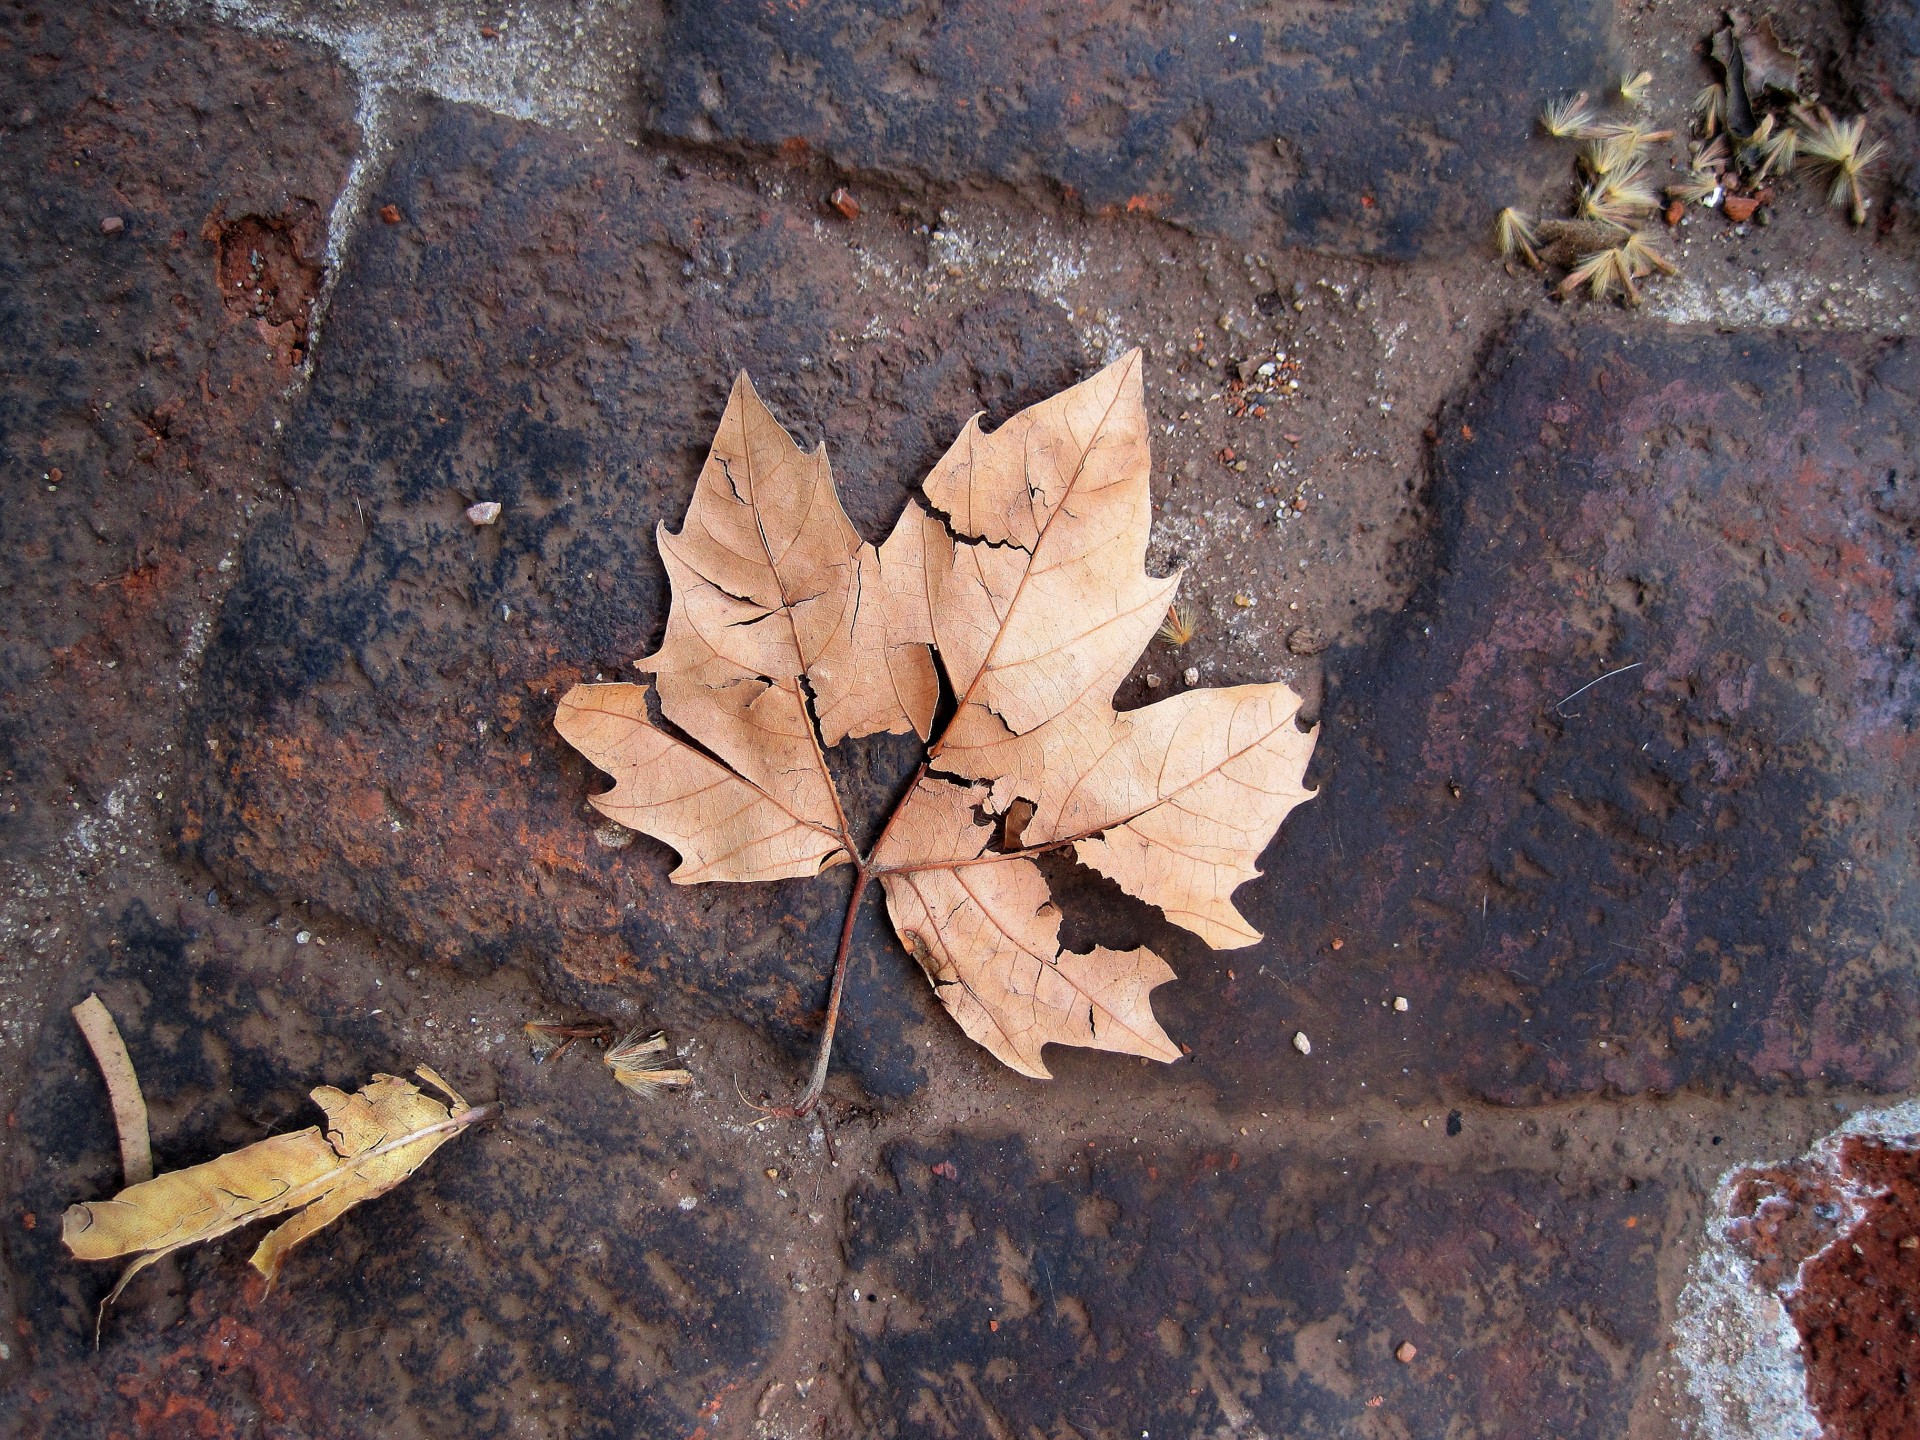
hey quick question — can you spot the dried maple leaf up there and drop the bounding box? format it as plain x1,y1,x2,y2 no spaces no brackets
63,1067,493,1324
556,354,1317,1111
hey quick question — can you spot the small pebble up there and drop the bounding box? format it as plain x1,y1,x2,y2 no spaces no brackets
295,930,311,944
1287,625,1329,656
1396,1341,1418,1363
99,215,124,234
1393,996,1409,1012
1292,1031,1311,1055
1232,593,1254,608
466,501,502,525
1144,673,1162,689
829,187,860,220
1183,666,1199,685
379,203,402,225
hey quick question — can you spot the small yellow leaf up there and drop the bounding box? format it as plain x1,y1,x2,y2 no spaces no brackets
63,1067,492,1317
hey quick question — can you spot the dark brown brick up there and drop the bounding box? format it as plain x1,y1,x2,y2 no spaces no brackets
847,1131,1667,1438
1144,317,1920,1106
641,0,1616,258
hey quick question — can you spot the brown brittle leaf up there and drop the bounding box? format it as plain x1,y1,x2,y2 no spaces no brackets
920,352,1180,742
555,353,1319,1101
1738,15,1802,100
643,372,937,748
872,778,1180,1078
554,680,849,883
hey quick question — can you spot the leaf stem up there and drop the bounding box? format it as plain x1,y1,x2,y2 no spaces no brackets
773,864,870,1118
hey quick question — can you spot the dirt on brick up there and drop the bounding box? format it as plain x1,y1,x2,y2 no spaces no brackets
4,0,1920,1437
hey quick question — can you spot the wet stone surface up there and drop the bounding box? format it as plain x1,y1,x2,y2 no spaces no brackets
1158,316,1920,1108
644,0,1616,258
845,1132,1667,1439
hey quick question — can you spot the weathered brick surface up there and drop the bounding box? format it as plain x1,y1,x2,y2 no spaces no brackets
6,902,779,1440
10,7,1920,1437
1718,1130,1920,1440
1147,317,1920,1106
642,0,1615,258
1853,0,1920,228
0,0,358,861
184,131,1920,1114
181,98,1094,1099
846,1132,1666,1439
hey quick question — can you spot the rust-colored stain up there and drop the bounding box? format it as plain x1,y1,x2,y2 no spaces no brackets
201,205,326,372
1790,1139,1920,1440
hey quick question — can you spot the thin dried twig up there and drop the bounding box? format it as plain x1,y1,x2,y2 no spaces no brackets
1794,107,1886,225
1541,92,1597,139
1554,661,1644,715
1694,83,1725,138
1493,208,1541,269
524,1020,613,1064
1157,602,1197,646
72,994,152,1185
